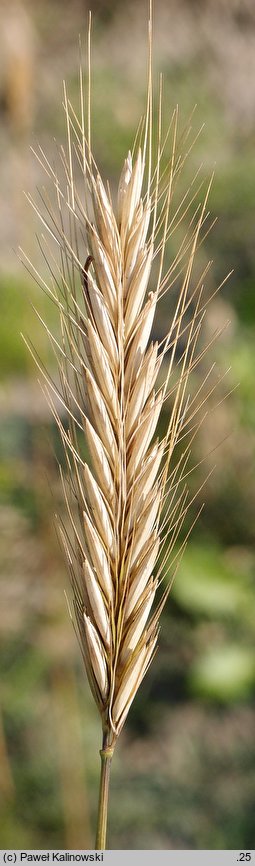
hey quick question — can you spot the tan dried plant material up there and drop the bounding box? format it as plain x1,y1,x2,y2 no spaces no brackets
21,13,231,770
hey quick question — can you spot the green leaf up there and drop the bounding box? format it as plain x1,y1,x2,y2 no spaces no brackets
190,645,255,701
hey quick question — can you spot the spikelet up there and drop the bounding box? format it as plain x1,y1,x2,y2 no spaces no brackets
22,17,228,760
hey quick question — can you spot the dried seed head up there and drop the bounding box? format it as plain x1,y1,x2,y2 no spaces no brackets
25,19,226,747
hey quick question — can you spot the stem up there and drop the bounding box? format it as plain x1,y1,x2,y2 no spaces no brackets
95,732,114,850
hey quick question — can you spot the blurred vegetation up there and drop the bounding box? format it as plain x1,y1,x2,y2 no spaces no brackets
0,0,255,851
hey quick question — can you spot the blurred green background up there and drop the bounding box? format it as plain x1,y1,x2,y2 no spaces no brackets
0,0,255,850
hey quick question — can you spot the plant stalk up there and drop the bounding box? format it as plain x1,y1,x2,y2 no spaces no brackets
95,732,114,850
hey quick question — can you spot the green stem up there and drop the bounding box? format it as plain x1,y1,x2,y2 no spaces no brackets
95,733,114,850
